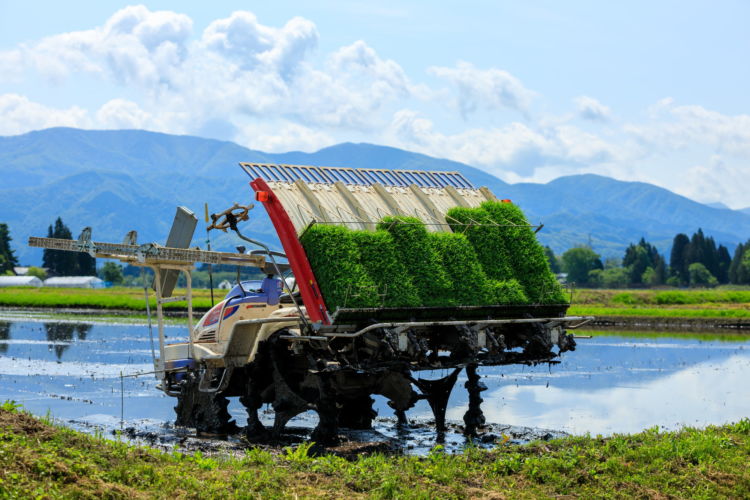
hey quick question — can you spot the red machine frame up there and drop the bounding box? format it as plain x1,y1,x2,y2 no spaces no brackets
249,178,330,324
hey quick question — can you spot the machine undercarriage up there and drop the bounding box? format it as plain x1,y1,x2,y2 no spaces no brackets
170,307,580,444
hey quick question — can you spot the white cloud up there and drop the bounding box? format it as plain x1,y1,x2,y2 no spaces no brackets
674,155,749,206
0,49,24,83
95,99,160,130
235,122,335,153
17,5,193,88
201,12,317,78
626,101,750,157
0,94,90,135
389,109,616,177
574,95,611,121
429,61,537,117
330,40,411,98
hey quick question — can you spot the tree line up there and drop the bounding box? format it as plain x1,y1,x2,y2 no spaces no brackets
550,228,750,288
2,217,750,289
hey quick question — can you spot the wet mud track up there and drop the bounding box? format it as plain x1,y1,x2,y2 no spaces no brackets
73,416,565,459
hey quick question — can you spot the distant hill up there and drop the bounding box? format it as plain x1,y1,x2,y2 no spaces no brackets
2,127,749,264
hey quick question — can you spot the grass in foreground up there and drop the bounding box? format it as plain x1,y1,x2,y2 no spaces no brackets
0,404,748,499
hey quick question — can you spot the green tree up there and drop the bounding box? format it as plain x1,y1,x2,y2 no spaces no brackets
543,246,561,273
42,218,96,276
729,241,749,284
0,224,18,275
670,233,690,285
716,245,731,284
26,267,47,280
601,267,629,288
561,246,602,285
623,237,665,286
688,262,718,288
739,252,750,285
99,262,124,285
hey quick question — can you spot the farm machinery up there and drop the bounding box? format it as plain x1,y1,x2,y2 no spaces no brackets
30,163,589,444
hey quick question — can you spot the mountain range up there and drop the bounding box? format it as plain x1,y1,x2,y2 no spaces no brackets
1,127,749,265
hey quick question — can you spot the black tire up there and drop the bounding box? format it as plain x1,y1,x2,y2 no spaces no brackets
173,371,237,435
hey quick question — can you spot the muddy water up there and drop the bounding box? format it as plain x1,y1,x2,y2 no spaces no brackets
1,315,749,454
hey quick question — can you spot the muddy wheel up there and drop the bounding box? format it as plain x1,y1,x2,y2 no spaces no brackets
239,360,273,442
174,371,237,435
338,395,376,430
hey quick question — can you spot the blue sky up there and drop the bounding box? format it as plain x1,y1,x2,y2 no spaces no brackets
1,1,749,207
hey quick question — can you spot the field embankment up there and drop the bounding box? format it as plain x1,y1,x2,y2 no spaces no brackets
0,405,748,499
568,288,750,329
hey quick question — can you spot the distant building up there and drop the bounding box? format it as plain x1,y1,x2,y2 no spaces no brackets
217,280,233,290
0,276,43,287
44,276,105,289
12,266,30,276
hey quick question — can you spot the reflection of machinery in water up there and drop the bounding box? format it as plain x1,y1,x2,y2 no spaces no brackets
29,163,591,444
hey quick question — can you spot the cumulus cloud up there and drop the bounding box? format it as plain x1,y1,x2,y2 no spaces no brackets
388,109,615,177
95,99,162,130
235,122,335,153
429,61,537,117
0,94,90,135
16,5,193,88
674,155,749,206
0,7,418,136
626,100,750,157
574,96,611,121
201,12,317,78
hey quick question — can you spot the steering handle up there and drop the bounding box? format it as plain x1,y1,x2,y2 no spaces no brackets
208,203,253,232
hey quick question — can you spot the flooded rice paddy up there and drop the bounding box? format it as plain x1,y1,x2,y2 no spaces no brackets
1,310,749,454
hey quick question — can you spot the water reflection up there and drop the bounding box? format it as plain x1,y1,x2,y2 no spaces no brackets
0,321,9,354
464,354,750,436
43,323,93,360
441,331,750,436
0,317,748,444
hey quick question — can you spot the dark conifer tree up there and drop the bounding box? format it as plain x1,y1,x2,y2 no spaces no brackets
716,245,731,284
687,229,706,271
729,241,750,284
670,233,690,285
0,224,18,274
42,217,94,276
543,246,560,273
623,237,665,286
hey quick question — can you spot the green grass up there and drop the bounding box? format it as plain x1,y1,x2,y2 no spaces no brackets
568,288,750,320
569,305,750,319
0,286,215,311
578,329,750,342
1,406,749,499
574,288,750,306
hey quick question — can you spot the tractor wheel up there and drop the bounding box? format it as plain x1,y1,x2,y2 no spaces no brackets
174,371,237,435
337,395,376,430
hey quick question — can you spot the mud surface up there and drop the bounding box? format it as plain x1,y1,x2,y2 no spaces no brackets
1,310,749,455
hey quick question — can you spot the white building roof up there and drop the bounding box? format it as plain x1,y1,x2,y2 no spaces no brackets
44,276,105,288
0,276,43,287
